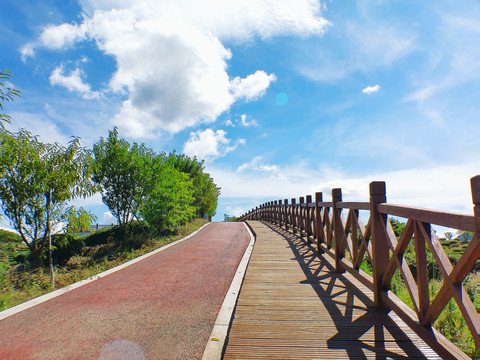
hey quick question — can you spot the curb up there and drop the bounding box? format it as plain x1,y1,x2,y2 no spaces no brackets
202,222,256,360
0,222,212,321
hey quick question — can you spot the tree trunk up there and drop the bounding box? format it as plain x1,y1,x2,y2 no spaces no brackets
47,224,54,288
46,191,55,288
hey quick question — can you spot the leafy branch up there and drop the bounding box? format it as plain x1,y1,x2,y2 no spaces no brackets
0,69,21,126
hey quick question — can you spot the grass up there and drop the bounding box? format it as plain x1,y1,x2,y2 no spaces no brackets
387,247,479,359
341,232,478,359
0,218,209,311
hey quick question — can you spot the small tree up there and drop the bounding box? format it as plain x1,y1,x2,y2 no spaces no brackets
93,127,154,230
0,69,21,127
0,130,96,286
0,129,46,265
65,207,98,233
41,138,97,286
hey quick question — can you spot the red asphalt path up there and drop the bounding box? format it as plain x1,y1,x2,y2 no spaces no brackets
0,222,250,360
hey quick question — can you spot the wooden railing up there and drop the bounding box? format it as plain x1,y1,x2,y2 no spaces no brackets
239,176,480,360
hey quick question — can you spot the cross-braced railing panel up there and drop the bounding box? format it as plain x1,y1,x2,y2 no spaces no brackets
238,175,480,359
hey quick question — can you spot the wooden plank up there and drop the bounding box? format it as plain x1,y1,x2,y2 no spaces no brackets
223,221,442,360
336,202,370,210
376,203,475,231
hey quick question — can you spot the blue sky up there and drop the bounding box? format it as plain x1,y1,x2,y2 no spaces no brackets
1,0,480,225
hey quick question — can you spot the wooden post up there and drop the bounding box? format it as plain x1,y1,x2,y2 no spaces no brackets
470,175,480,348
273,200,280,225
284,199,289,230
315,192,323,253
415,222,430,324
306,195,312,243
299,197,305,239
291,198,296,232
471,176,480,244
332,188,345,273
273,201,276,223
270,201,273,222
370,181,389,310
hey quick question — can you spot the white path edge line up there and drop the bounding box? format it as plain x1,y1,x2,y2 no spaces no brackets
0,222,212,321
202,222,256,360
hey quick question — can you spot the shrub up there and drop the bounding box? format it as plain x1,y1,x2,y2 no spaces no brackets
51,234,85,265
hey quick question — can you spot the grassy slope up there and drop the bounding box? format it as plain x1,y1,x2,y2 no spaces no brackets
0,218,208,311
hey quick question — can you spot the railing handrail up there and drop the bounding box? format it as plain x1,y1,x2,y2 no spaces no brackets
238,175,480,360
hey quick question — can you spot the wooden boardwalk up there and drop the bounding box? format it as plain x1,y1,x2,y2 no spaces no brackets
223,221,441,360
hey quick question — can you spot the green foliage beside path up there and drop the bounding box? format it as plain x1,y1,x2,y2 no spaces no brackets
381,219,478,358
93,128,220,233
0,218,208,311
0,130,97,287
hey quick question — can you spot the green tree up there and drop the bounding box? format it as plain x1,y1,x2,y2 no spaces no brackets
141,157,196,232
42,138,97,286
0,129,45,264
0,69,21,127
167,152,220,218
389,218,406,237
65,207,98,233
93,128,154,230
0,130,96,286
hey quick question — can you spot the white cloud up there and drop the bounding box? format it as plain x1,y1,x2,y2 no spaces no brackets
183,128,244,160
23,0,328,137
5,111,71,145
299,7,415,82
225,206,246,217
240,114,259,127
102,211,117,224
401,84,439,103
237,156,279,173
348,22,415,68
362,84,380,94
40,22,87,49
19,43,34,62
230,71,277,102
49,66,99,99
211,160,480,218
78,0,329,40
225,120,235,127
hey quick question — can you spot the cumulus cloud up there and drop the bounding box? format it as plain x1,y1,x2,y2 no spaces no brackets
183,128,245,160
40,22,88,49
102,211,117,224
362,84,381,94
211,160,479,216
49,66,99,99
21,0,328,137
240,114,259,127
237,156,279,173
4,111,71,145
19,43,34,62
231,71,277,102
226,206,246,217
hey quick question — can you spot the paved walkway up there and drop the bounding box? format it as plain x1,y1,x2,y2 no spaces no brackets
0,222,250,360
224,221,440,359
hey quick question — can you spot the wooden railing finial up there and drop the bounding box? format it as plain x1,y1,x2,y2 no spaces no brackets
471,175,480,206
